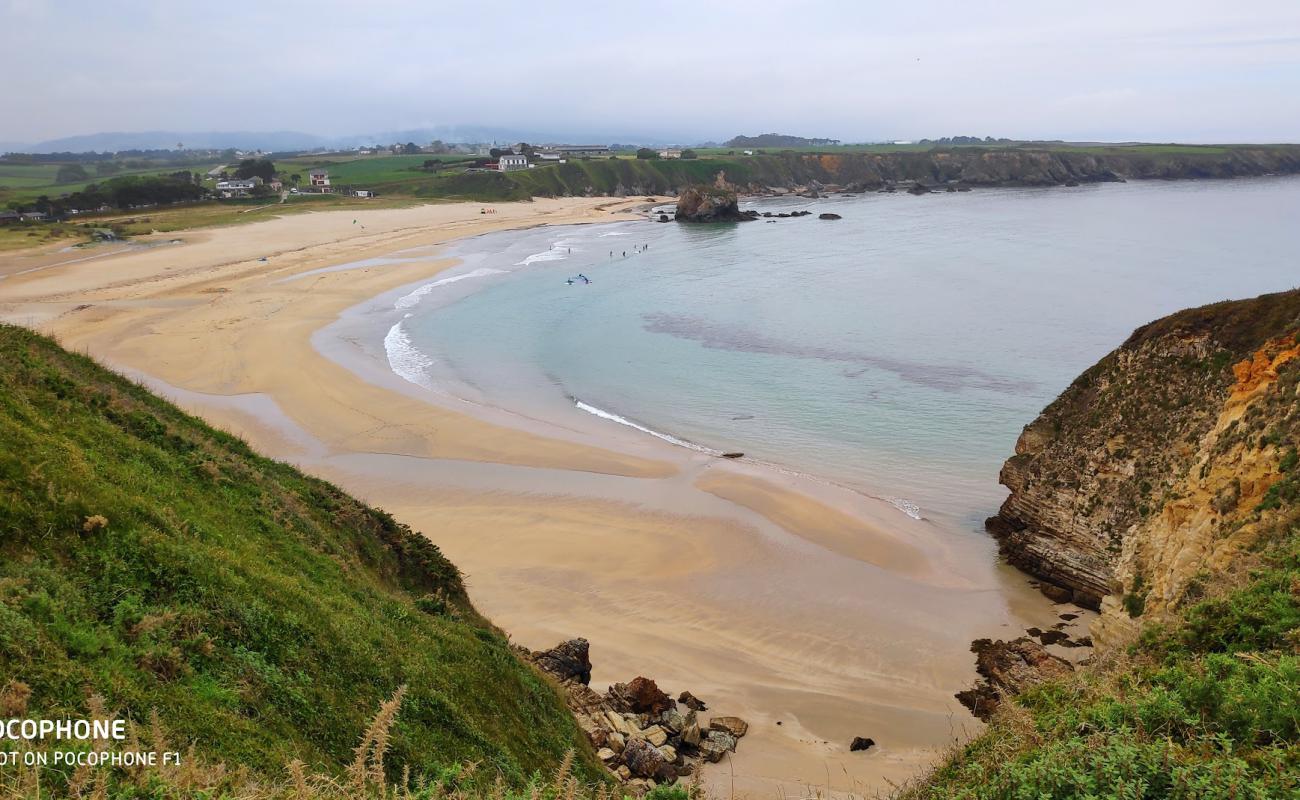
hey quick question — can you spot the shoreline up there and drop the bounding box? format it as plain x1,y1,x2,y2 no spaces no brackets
0,196,1085,798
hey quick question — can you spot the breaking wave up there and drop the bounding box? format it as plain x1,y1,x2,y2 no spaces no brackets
573,400,720,455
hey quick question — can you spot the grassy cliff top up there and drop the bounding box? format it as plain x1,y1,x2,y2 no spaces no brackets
0,324,603,794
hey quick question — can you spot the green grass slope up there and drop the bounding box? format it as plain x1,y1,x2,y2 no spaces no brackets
904,528,1300,799
0,325,602,792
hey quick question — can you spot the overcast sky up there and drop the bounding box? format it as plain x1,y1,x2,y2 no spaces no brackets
3,0,1299,145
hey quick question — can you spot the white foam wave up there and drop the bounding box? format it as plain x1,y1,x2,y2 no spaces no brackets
888,497,924,520
393,267,504,310
599,231,631,237
383,321,435,389
516,249,568,266
574,400,720,455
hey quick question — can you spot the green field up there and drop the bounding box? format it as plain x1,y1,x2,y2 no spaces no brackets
0,160,227,206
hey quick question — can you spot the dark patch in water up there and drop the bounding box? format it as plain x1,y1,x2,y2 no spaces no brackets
642,312,1035,394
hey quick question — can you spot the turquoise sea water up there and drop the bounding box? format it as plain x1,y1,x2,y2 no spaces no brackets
386,178,1300,532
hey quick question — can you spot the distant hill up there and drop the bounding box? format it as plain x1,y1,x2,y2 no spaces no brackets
16,130,336,154
10,126,700,155
725,133,841,148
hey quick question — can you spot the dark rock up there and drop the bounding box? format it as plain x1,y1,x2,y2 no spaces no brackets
1037,629,1070,645
955,637,1074,721
849,736,875,752
531,638,592,685
608,676,673,715
907,184,931,195
721,452,744,459
678,691,708,711
1059,613,1079,621
1064,179,1080,187
622,737,667,779
674,185,753,223
704,729,737,754
1039,582,1074,603
818,213,842,220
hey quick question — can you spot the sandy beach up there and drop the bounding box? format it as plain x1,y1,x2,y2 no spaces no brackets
0,197,1087,798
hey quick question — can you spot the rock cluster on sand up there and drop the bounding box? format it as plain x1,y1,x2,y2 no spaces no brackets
522,639,749,791
954,637,1073,721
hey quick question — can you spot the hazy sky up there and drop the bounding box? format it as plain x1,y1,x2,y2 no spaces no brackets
3,0,1299,144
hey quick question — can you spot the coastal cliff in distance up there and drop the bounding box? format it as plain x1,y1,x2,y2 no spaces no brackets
987,289,1300,645
484,145,1300,201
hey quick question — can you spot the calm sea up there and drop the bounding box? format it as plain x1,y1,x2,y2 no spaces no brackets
385,178,1300,533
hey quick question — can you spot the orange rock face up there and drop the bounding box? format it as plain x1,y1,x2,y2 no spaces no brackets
1232,336,1300,396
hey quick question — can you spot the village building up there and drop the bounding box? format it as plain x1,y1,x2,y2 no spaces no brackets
658,148,682,159
549,144,610,158
215,178,261,198
308,169,331,189
498,153,530,172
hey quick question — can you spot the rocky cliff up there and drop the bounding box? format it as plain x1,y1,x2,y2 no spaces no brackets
988,289,1300,647
499,146,1300,200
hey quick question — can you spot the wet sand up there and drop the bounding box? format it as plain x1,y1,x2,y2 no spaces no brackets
0,197,1091,798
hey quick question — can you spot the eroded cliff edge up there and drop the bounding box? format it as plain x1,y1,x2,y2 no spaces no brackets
987,289,1300,647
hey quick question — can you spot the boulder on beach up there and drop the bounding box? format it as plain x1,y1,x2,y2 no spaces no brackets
530,638,592,685
622,737,667,778
709,716,749,737
678,690,708,711
818,212,842,220
850,736,876,752
608,676,673,715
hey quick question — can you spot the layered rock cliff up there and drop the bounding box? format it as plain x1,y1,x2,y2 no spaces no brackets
988,289,1300,646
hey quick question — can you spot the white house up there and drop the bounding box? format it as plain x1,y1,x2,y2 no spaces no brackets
215,178,260,198
308,169,331,188
658,148,682,159
498,154,530,172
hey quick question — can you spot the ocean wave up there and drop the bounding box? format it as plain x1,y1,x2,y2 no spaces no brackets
887,497,924,520
393,267,505,310
383,321,435,389
599,231,631,237
516,247,569,266
573,400,720,455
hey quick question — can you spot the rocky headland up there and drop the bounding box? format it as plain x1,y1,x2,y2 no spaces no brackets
985,288,1300,644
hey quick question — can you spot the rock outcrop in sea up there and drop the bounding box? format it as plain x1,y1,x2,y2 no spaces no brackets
521,638,750,790
673,185,757,222
984,288,1300,647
